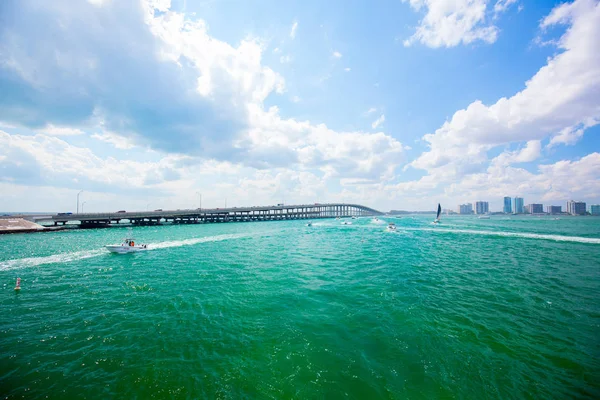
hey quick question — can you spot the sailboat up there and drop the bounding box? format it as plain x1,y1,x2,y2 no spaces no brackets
433,204,441,224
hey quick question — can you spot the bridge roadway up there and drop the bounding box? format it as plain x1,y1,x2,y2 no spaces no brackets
42,203,383,228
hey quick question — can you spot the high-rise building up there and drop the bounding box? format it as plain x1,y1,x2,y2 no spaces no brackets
591,205,600,216
458,204,473,214
503,197,512,213
526,204,543,214
514,197,524,214
474,201,489,215
547,205,561,214
567,200,586,215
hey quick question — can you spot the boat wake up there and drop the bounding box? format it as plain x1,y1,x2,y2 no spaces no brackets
148,233,247,250
0,234,249,271
408,228,600,244
0,249,107,271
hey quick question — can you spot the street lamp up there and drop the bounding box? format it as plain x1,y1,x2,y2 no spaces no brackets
146,203,151,211
77,190,83,214
81,201,87,213
196,192,202,210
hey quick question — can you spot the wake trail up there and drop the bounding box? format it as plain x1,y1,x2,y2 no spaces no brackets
407,227,600,244
0,233,249,271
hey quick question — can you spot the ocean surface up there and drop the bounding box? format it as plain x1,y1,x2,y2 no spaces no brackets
1,215,599,399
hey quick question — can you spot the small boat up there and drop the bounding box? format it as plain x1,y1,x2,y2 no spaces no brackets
105,238,148,253
341,221,352,225
433,204,441,224
351,216,356,219
478,215,490,219
387,222,397,231
306,222,312,227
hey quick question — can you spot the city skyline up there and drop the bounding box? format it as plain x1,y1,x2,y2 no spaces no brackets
451,196,594,215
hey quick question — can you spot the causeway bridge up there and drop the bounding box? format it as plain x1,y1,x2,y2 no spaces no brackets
41,203,383,228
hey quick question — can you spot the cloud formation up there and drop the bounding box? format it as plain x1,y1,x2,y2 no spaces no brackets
0,0,404,183
290,21,298,39
403,0,510,47
412,0,600,177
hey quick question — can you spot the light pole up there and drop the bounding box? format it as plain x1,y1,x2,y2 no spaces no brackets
77,190,83,214
196,192,202,210
146,203,151,211
225,197,227,209
81,201,87,213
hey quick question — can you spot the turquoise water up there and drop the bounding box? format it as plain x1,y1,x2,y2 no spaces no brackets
1,216,599,399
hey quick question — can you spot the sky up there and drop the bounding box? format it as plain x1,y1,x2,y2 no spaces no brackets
0,0,599,213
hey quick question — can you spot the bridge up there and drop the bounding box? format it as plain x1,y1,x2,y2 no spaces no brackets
40,203,383,228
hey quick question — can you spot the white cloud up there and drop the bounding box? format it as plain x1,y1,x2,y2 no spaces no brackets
372,114,385,129
0,0,407,183
494,0,517,14
37,124,84,136
387,152,600,211
365,107,377,115
290,21,298,39
91,131,137,150
344,67,351,72
332,51,342,58
491,140,541,166
279,55,292,64
0,130,181,190
290,95,301,103
412,0,600,177
403,0,499,48
243,105,404,180
548,125,587,148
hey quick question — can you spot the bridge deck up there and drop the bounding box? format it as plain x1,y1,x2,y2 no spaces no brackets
40,203,383,227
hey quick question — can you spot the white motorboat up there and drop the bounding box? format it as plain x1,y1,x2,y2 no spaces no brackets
387,222,397,231
351,216,356,219
105,238,148,253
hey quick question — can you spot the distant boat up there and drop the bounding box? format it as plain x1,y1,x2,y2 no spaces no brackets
105,238,148,254
306,222,312,227
478,215,490,219
433,204,441,224
387,222,397,232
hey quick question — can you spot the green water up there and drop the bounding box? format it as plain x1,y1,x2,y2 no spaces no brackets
1,216,599,399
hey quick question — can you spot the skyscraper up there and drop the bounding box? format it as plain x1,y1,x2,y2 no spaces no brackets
503,197,512,213
514,197,524,214
591,205,600,215
474,201,489,215
526,204,543,214
567,200,586,215
458,204,473,214
547,205,561,214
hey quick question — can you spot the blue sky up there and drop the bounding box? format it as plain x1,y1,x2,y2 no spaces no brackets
0,0,599,212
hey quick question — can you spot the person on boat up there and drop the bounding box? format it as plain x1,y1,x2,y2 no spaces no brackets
130,241,134,246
